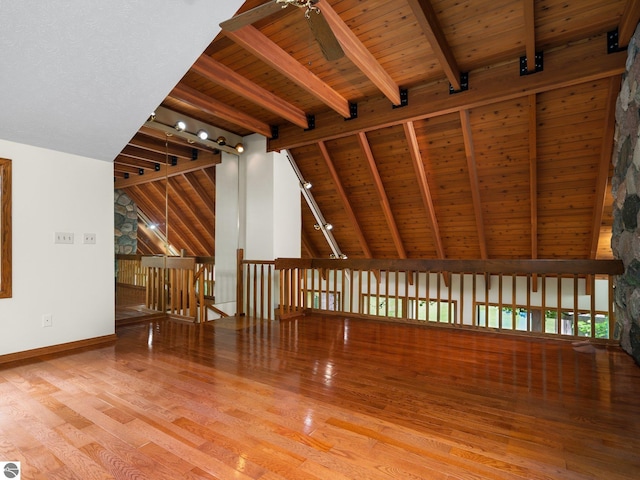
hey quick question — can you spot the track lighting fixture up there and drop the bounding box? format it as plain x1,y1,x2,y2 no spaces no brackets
196,129,208,140
314,224,321,230
340,254,348,259
174,120,186,131
303,182,312,189
216,136,227,146
324,223,333,231
235,143,244,153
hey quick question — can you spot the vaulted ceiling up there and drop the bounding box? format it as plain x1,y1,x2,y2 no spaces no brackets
114,0,639,260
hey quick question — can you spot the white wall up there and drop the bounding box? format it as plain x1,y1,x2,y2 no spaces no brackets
214,134,301,315
214,152,240,309
0,139,114,355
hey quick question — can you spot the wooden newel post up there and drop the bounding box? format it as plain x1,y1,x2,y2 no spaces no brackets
236,249,245,316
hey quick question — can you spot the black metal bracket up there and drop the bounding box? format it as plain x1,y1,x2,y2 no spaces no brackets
138,168,144,176
519,51,544,76
608,28,623,54
392,88,409,109
305,114,316,131
170,155,178,166
270,125,279,139
154,163,161,171
124,173,129,179
449,72,469,94
191,148,198,161
345,102,358,121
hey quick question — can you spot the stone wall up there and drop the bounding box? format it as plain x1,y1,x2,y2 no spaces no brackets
114,189,137,254
612,24,640,364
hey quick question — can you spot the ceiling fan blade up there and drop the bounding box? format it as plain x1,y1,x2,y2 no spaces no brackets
220,1,283,32
307,10,344,61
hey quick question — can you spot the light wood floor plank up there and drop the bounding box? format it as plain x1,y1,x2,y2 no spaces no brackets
1,315,639,479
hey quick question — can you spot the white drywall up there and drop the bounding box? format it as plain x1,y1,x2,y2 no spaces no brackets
0,139,114,355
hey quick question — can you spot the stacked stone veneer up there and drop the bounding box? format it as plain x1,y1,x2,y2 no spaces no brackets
612,25,640,365
114,189,138,254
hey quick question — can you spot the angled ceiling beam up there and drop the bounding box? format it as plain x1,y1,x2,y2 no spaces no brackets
270,34,626,150
357,132,407,258
225,25,352,118
318,141,372,258
126,186,167,238
128,135,196,160
528,94,538,261
147,181,206,255
182,172,215,209
590,75,620,260
137,125,216,152
191,55,309,129
302,230,319,259
404,121,445,259
169,83,273,138
459,109,487,259
169,176,215,230
114,155,220,189
114,155,157,171
167,180,214,255
523,0,536,74
619,0,640,48
406,0,461,90
316,0,401,105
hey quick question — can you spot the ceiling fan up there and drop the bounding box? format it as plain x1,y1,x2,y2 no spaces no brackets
220,0,345,61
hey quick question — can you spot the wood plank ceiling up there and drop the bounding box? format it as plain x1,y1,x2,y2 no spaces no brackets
113,0,638,260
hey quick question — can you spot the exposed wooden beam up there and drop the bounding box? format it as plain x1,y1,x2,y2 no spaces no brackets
403,121,445,259
119,146,172,165
182,172,215,210
528,94,538,291
191,55,309,129
169,83,273,138
114,155,220,189
357,132,407,258
459,110,487,259
224,25,352,118
317,141,372,258
406,0,461,91
523,0,536,74
137,126,217,153
126,186,167,238
590,75,620,259
167,180,214,255
147,181,206,255
619,0,640,48
302,230,319,259
114,155,158,171
269,34,626,151
128,136,195,160
316,0,400,106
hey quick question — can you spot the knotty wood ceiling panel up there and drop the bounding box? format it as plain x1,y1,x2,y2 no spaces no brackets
112,0,632,262
469,100,532,259
414,115,482,259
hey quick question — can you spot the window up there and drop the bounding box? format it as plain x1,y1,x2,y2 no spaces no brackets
0,158,11,298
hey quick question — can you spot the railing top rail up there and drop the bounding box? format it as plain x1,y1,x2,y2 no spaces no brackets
242,260,277,266
274,258,625,276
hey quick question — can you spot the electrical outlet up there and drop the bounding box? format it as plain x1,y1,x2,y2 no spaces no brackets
42,314,52,327
55,232,74,244
83,233,96,244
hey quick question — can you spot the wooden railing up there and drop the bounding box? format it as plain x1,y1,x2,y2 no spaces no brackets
272,258,624,342
237,249,276,320
116,254,217,323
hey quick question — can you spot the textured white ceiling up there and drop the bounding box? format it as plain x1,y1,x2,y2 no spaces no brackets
0,0,244,162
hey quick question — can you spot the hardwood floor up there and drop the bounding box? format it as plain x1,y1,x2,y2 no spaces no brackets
1,315,640,479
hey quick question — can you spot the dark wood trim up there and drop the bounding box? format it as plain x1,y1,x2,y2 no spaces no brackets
275,257,625,275
0,158,11,299
0,334,117,365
